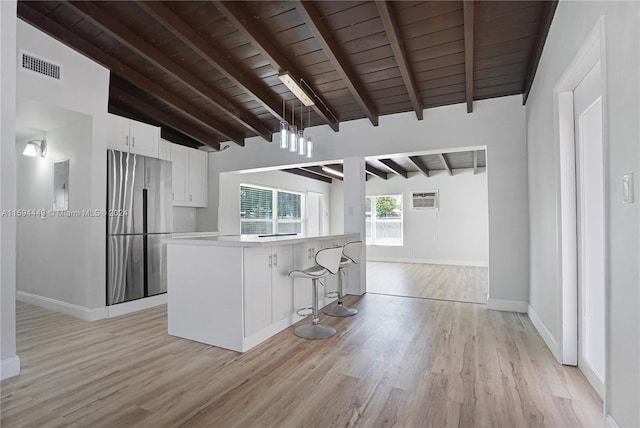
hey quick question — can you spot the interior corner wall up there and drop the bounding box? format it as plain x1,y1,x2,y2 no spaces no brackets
526,2,640,426
210,95,528,305
16,117,94,308
1,0,19,379
366,169,488,266
217,170,332,235
16,20,110,310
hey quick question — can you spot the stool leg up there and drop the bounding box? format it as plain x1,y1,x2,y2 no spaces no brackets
323,267,358,317
294,278,336,340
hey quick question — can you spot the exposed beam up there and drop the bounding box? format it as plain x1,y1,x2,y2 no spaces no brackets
109,104,204,149
284,168,332,184
17,3,246,147
293,0,379,126
110,85,221,151
439,153,453,176
463,0,474,113
523,1,559,104
66,1,271,143
376,1,423,120
138,2,286,123
407,156,430,178
214,1,339,132
365,163,389,180
379,159,408,178
473,151,478,175
300,166,343,181
324,164,343,173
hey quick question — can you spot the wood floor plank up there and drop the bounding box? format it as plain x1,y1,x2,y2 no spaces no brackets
1,294,602,427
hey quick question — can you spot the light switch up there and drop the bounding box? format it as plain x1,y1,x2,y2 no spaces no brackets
622,173,634,204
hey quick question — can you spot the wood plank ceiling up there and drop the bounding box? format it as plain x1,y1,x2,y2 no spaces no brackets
17,1,557,152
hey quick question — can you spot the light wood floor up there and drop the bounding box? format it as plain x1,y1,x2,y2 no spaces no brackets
367,262,488,304
1,296,601,427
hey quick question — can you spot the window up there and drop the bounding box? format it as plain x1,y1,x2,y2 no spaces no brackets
365,194,403,246
240,185,304,234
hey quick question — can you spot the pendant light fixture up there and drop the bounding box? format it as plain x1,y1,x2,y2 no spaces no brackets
279,98,289,149
289,99,297,153
305,106,312,158
297,100,306,156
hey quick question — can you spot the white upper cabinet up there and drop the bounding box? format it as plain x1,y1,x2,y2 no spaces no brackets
158,138,171,161
106,113,159,157
169,143,208,208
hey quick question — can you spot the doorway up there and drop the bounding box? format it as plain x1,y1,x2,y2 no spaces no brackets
574,61,605,397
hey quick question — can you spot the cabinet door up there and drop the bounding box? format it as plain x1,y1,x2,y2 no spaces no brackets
170,144,188,205
271,245,293,323
243,247,272,337
188,148,208,207
129,120,159,157
158,138,171,161
106,114,130,151
292,242,315,313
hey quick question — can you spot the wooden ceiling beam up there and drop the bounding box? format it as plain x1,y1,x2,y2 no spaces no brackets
293,0,379,127
376,1,423,120
439,153,453,176
379,159,408,178
365,163,389,180
138,2,286,123
408,156,430,178
283,168,332,184
523,1,559,104
18,3,244,147
213,1,339,132
110,85,220,151
463,0,475,113
301,166,343,181
66,1,271,143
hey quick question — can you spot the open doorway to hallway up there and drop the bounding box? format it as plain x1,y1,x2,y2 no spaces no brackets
363,148,489,304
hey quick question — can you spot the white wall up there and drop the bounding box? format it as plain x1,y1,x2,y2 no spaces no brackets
216,170,331,235
16,21,110,311
366,169,488,266
174,207,197,233
206,96,528,307
1,0,20,380
526,2,639,426
330,180,344,234
16,116,94,308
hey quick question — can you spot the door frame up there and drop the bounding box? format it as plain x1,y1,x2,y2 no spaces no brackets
554,15,609,399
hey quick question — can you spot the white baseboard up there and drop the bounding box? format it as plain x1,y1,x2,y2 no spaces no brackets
487,298,528,313
366,257,488,267
17,291,106,321
605,414,619,428
0,356,21,380
106,294,167,318
527,304,561,362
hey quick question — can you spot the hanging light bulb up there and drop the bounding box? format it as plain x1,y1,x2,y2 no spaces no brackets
306,136,313,159
279,120,289,149
297,130,305,155
289,99,297,152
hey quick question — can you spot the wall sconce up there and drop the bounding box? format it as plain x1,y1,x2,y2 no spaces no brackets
23,139,47,158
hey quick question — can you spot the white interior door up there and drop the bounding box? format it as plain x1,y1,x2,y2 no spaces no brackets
573,61,605,398
306,192,322,236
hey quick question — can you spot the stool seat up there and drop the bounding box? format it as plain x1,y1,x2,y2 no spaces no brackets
289,246,343,340
323,241,363,318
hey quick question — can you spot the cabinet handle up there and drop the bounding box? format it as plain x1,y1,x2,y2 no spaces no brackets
273,253,278,267
189,194,193,201
268,255,272,267
125,136,129,146
132,136,135,147
172,192,174,200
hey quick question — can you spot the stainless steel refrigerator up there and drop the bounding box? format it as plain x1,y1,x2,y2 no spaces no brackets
107,149,173,305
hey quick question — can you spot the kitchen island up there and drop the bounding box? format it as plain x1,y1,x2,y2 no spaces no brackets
164,233,359,352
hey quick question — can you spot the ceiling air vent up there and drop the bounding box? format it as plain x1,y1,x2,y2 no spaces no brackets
20,51,62,81
411,191,438,210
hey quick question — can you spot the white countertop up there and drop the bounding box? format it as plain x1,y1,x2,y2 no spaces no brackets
164,232,359,247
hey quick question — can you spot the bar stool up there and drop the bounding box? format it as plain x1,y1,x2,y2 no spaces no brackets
289,246,343,339
323,241,362,317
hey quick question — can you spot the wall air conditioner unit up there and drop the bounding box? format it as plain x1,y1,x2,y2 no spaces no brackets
411,191,438,210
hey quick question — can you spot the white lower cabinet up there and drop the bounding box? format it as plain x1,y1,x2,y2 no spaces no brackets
243,245,293,337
